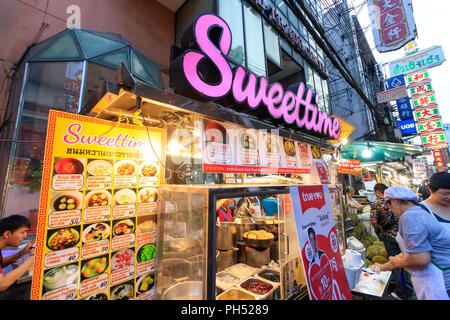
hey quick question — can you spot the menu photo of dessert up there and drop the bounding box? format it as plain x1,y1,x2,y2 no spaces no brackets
86,159,113,190
138,160,159,187
114,160,138,189
112,188,137,219
203,120,232,164
52,157,85,191
83,189,112,223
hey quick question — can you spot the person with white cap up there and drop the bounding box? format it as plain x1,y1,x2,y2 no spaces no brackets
371,186,450,300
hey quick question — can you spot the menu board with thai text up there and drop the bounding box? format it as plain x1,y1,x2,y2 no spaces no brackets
31,110,164,300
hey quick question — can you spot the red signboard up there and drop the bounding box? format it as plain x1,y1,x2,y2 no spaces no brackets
290,185,352,300
338,159,362,175
368,0,417,52
432,149,448,172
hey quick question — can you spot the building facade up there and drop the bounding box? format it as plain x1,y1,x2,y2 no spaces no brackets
0,0,383,221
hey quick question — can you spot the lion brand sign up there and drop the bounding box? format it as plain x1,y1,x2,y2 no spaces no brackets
290,185,352,300
169,13,341,141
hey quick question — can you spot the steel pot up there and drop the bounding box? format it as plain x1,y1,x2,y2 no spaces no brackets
216,222,235,250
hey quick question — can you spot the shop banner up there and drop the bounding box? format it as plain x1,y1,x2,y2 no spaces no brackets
368,0,417,53
415,105,440,121
314,160,330,185
337,159,362,176
31,110,164,300
201,119,312,174
389,46,446,76
410,81,433,97
421,130,448,147
417,117,443,134
406,70,430,86
396,97,414,120
412,158,427,178
432,149,448,172
386,74,406,89
376,86,408,103
412,92,437,109
327,114,355,145
289,185,352,300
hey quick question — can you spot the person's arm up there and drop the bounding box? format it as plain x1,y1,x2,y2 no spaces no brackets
0,255,34,291
2,240,34,267
374,252,430,272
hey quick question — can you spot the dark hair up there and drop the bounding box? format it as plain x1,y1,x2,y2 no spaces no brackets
0,215,31,236
374,183,388,194
307,227,316,238
429,172,450,193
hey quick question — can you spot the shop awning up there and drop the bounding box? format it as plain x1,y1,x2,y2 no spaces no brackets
341,141,422,163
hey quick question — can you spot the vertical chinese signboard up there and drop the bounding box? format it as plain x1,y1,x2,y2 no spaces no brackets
31,111,164,300
368,0,417,53
290,185,352,300
432,149,448,172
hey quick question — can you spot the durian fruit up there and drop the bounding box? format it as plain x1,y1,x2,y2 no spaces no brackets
373,240,384,246
365,259,373,267
372,255,388,264
379,248,387,258
367,245,381,259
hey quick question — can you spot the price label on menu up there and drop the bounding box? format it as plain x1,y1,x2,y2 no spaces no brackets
32,111,163,301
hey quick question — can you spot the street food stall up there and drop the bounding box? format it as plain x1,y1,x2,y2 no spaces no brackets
28,13,351,300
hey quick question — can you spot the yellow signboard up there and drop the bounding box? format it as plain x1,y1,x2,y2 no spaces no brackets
31,110,164,300
327,114,355,145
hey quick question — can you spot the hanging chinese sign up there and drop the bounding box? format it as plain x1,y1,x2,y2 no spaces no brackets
432,149,448,172
410,81,433,97
396,97,414,120
389,46,446,76
337,159,362,175
412,92,437,108
368,0,417,53
412,158,427,178
31,110,164,300
406,70,430,86
376,86,408,103
421,131,447,147
415,105,440,121
417,117,443,134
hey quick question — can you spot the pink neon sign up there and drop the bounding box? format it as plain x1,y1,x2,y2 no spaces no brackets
177,14,341,140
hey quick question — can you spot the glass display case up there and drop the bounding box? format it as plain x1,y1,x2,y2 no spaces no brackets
157,184,346,300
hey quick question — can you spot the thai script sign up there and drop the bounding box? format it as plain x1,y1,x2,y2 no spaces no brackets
376,86,408,103
389,46,446,76
337,159,362,175
368,0,417,53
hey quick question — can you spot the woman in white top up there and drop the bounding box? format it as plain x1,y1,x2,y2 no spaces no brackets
345,187,364,213
422,172,450,231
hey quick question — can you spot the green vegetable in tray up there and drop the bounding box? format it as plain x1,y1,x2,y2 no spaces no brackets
139,244,156,262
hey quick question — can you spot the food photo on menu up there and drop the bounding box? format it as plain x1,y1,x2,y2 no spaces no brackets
46,226,81,251
115,160,138,176
113,188,137,206
138,160,159,178
82,222,111,244
136,215,156,235
110,280,135,300
138,187,158,204
86,159,113,176
112,218,136,237
80,255,109,280
283,138,297,158
53,157,85,175
137,243,156,264
42,263,79,294
50,191,83,212
85,189,112,208
111,248,135,272
136,272,155,295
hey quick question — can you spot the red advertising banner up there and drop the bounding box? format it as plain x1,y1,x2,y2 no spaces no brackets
337,159,362,175
290,185,352,300
314,160,330,184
